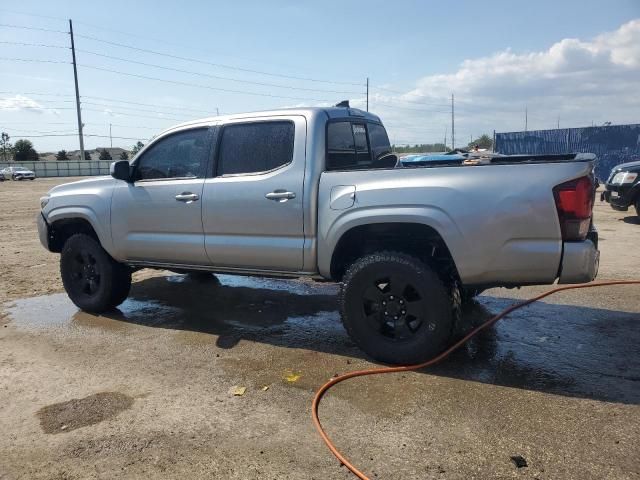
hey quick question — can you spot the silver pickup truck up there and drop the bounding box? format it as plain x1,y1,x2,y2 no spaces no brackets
38,106,599,364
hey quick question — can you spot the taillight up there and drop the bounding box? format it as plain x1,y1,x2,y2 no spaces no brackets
553,176,594,241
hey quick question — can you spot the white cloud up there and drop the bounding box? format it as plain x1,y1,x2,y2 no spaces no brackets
376,19,640,145
0,95,45,113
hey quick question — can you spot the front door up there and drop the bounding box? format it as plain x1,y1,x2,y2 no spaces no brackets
201,116,306,271
111,127,212,265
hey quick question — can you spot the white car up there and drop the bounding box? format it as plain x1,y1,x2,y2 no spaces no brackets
1,166,36,180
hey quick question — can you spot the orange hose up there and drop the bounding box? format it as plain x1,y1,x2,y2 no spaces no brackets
311,280,640,480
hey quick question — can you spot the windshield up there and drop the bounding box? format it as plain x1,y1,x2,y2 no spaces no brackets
14,167,28,171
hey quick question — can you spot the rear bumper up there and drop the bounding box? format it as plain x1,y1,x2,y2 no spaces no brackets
558,239,599,284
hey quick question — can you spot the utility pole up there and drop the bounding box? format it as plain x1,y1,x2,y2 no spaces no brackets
443,125,447,150
109,123,112,148
557,116,560,129
69,19,85,162
366,77,369,112
525,106,528,132
216,107,220,116
492,129,496,153
451,94,455,150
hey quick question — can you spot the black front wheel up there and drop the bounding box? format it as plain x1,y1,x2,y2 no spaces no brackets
340,252,453,365
60,233,131,312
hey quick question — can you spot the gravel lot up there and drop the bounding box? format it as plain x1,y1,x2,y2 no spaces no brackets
1,177,639,479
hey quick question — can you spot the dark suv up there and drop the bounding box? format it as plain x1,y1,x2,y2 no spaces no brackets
602,160,640,218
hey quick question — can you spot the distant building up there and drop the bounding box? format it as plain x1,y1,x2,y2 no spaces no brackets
495,123,640,180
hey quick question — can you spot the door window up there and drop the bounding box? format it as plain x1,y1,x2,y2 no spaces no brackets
134,128,209,181
217,121,295,175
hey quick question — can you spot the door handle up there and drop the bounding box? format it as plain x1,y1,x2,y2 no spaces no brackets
175,192,199,203
265,190,296,202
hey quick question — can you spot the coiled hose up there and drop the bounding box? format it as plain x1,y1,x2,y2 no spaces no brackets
311,280,640,480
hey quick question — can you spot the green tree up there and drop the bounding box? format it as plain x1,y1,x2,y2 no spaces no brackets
119,151,129,160
56,150,69,161
1,132,12,162
131,141,144,156
13,139,38,161
468,134,493,150
98,148,112,160
84,151,92,160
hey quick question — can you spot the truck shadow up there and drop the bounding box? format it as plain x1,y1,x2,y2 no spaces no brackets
97,274,640,406
621,215,639,225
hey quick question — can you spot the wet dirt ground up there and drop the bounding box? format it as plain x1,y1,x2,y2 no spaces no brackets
1,177,639,479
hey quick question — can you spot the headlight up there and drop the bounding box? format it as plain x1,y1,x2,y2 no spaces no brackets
611,171,638,185
40,196,50,209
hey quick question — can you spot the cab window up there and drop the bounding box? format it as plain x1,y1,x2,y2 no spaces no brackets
134,128,209,181
326,121,390,171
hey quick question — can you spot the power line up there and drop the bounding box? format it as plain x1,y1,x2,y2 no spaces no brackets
375,102,450,113
0,8,67,22
0,9,364,88
0,91,74,97
84,96,217,115
0,57,69,64
78,64,335,102
0,91,217,115
81,107,185,122
76,49,363,95
0,23,67,34
0,40,68,49
12,133,148,140
82,101,204,117
74,33,364,86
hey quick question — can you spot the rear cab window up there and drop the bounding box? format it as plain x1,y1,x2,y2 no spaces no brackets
326,121,391,171
217,121,295,176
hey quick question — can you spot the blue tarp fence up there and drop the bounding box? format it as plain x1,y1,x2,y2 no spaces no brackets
495,124,640,180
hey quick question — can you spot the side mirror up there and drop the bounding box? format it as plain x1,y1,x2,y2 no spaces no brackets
110,160,131,182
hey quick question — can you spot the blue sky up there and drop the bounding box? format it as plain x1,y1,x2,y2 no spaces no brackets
1,0,639,152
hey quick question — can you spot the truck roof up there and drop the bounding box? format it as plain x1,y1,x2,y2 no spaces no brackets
160,106,382,136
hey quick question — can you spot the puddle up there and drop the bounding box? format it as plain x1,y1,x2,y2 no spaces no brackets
37,392,134,434
3,274,640,404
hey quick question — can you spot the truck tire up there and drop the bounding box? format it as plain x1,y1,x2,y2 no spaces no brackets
60,233,132,313
340,252,453,364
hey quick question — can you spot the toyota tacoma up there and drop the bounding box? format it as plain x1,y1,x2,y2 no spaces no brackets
38,106,600,364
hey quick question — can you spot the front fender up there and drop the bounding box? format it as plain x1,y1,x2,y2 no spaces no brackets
45,206,115,257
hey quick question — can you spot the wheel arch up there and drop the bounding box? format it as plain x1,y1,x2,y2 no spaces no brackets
328,220,461,283
46,208,110,254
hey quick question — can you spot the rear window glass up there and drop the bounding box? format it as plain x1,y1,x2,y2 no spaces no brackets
326,122,373,170
217,121,294,175
368,123,391,159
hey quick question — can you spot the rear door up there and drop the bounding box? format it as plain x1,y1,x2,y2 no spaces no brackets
201,116,306,271
111,127,212,264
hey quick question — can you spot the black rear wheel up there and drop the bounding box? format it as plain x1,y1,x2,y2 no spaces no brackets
61,234,131,312
340,252,453,364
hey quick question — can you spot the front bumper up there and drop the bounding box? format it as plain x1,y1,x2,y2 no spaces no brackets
601,184,633,210
37,212,51,251
558,239,599,284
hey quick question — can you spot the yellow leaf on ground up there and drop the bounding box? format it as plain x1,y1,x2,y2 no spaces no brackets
231,386,246,396
284,372,301,383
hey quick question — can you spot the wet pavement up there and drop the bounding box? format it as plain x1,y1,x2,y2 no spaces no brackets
6,274,640,405
2,273,640,479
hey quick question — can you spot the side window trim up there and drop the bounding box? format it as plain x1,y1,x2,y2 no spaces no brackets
213,120,295,178
131,127,215,183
